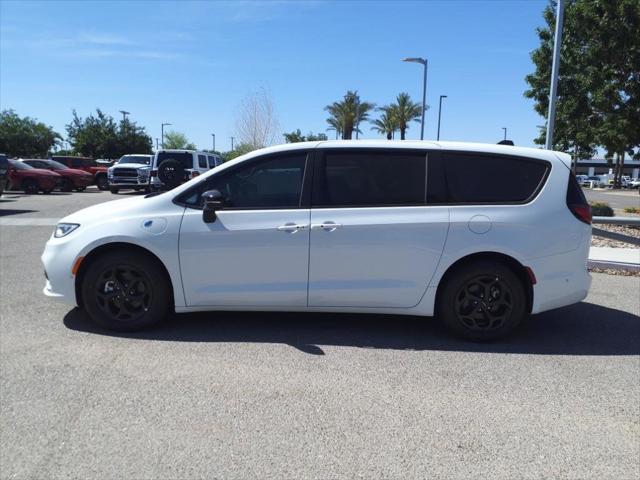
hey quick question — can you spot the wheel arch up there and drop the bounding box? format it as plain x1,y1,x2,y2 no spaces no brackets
75,242,175,309
434,251,534,314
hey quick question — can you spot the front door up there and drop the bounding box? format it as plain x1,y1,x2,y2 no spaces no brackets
307,149,449,308
178,151,311,307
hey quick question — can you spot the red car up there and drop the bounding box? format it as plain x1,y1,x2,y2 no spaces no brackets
21,159,93,192
50,156,109,190
6,160,61,194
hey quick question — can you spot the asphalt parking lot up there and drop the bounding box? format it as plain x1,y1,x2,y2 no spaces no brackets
584,188,640,211
1,189,639,479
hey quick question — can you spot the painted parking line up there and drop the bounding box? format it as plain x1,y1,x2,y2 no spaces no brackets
0,218,60,226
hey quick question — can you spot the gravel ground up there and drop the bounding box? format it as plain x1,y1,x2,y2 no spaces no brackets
591,223,640,248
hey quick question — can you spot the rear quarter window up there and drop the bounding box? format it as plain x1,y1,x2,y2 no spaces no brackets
429,152,550,204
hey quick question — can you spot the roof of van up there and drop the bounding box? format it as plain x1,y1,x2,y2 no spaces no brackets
237,140,572,168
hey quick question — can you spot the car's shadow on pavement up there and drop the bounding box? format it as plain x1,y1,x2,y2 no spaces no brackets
63,301,640,356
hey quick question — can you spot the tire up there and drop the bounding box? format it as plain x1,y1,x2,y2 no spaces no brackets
96,174,109,191
157,159,185,189
22,179,39,194
437,260,526,341
75,186,86,192
110,187,119,194
61,178,74,192
81,250,171,331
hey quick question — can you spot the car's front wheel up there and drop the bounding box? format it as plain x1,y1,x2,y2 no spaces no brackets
437,260,526,341
22,179,39,194
81,251,171,331
96,174,109,190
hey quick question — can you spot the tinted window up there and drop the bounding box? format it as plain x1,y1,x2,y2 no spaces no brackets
156,152,193,169
198,154,207,168
181,153,307,209
429,153,549,204
207,156,216,168
9,160,33,170
312,150,426,207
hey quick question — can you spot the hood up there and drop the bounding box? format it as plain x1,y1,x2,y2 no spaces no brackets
64,168,93,176
111,163,151,169
60,195,152,225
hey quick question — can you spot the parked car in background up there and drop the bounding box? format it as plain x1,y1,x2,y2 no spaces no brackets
21,159,93,192
50,156,109,190
108,154,153,194
0,154,8,196
7,159,61,194
584,175,606,188
575,174,588,185
629,178,640,189
42,141,592,341
150,149,222,191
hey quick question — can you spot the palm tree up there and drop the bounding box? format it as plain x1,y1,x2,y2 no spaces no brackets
325,91,375,140
387,92,423,140
370,110,398,140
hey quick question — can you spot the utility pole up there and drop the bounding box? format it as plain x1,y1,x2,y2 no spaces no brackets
402,57,428,140
155,138,159,150
119,110,130,122
230,136,235,150
161,123,171,149
211,133,216,152
545,0,564,150
437,95,447,141
502,127,507,141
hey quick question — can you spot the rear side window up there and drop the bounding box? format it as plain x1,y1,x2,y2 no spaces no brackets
207,156,216,168
198,154,207,169
429,153,549,204
313,150,426,207
156,152,193,170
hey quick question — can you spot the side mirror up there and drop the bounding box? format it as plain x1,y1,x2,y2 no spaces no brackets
202,189,224,223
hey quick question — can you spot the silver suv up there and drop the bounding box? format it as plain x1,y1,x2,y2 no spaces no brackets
150,149,223,191
108,154,153,194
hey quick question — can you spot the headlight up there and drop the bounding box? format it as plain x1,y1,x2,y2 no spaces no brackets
54,223,80,238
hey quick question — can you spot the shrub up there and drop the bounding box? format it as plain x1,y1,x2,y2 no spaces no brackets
590,202,614,217
623,207,640,214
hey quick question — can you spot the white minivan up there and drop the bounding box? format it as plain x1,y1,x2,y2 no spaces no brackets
42,141,592,340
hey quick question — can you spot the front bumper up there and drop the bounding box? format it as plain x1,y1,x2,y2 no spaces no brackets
108,177,150,188
41,235,79,306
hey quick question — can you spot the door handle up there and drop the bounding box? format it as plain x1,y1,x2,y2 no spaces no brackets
277,223,308,233
310,222,343,231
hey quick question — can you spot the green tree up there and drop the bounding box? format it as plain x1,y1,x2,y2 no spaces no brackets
66,109,152,159
162,130,196,150
525,0,640,185
383,93,422,140
222,142,257,161
0,110,62,157
325,91,375,139
283,129,328,143
370,110,398,140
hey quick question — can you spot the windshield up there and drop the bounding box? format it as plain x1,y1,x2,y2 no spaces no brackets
47,160,67,170
156,152,192,169
118,155,151,165
9,160,34,170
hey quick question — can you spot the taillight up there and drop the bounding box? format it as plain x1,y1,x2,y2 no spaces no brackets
569,204,592,225
150,170,158,177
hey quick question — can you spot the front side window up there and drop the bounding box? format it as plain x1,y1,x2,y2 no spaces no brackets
312,150,426,207
9,160,33,170
180,153,308,209
429,153,550,204
198,154,207,169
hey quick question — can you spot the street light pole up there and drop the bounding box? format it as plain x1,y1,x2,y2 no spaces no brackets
211,133,216,152
155,138,159,150
230,136,235,150
161,123,171,149
119,110,130,122
402,57,428,140
545,0,565,150
502,127,507,140
437,95,447,141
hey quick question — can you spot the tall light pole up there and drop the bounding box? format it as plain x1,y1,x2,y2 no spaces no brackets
545,0,565,150
119,110,130,122
211,133,216,152
403,57,428,140
161,123,171,149
230,136,235,150
502,127,507,140
155,138,159,151
437,95,447,141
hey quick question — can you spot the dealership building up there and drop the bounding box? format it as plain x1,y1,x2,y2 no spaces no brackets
574,158,640,177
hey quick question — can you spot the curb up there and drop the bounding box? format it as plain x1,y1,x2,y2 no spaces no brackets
588,259,640,273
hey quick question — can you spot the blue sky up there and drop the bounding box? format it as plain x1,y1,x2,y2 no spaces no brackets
1,0,549,152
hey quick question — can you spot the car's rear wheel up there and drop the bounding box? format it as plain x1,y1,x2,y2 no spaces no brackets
81,251,171,331
61,178,74,192
96,174,108,191
437,260,526,341
22,179,39,194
